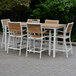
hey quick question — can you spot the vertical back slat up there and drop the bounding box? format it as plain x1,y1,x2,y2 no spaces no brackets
8,22,21,33
27,19,32,23
1,19,10,28
45,20,59,24
27,23,41,33
66,22,74,33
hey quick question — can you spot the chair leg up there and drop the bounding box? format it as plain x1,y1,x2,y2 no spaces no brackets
1,32,5,48
15,37,17,48
40,39,43,59
40,52,42,59
56,30,58,44
69,38,73,54
7,35,11,54
13,37,15,47
49,30,51,56
19,49,21,56
28,38,31,53
19,37,22,56
62,39,65,49
26,38,29,56
33,39,35,53
64,38,68,58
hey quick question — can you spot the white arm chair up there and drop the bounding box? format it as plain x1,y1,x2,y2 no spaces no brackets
26,23,47,59
7,22,27,56
56,22,74,58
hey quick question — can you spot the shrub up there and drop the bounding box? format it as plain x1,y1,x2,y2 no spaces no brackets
33,0,75,23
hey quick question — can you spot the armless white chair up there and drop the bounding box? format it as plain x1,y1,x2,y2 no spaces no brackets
56,22,74,58
7,22,27,56
1,19,10,50
26,23,47,59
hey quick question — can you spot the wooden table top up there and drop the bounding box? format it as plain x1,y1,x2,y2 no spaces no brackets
21,22,66,28
42,23,66,28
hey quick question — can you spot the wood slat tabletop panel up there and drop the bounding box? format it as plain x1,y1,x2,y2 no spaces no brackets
21,22,66,28
42,23,66,28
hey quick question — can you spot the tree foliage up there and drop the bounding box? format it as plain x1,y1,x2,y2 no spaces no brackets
32,0,76,23
0,0,30,31
32,0,76,41
0,0,30,15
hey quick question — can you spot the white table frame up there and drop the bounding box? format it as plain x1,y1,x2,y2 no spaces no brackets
42,24,66,58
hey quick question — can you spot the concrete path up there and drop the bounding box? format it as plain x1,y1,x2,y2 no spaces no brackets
0,34,76,76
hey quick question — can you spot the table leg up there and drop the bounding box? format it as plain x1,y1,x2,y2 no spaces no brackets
49,30,51,56
53,28,56,58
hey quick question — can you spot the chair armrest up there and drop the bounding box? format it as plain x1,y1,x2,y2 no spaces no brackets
57,30,64,33
57,29,64,34
45,29,53,32
42,30,48,33
22,30,27,34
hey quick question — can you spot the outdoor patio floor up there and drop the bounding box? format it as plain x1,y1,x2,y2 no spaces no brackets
0,34,76,76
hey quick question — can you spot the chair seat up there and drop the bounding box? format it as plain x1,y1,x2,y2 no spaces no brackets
10,33,26,37
28,35,45,39
43,32,49,35
43,29,53,35
56,34,70,38
32,35,41,37
11,33,21,36
10,30,27,37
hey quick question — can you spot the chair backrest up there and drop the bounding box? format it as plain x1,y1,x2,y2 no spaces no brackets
45,19,59,24
1,19,10,28
27,19,40,23
27,23,42,34
8,22,22,34
27,19,32,23
65,22,74,34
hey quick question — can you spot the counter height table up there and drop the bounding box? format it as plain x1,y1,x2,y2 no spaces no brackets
21,22,66,58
